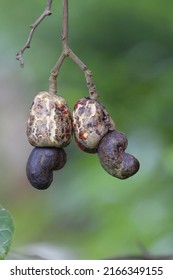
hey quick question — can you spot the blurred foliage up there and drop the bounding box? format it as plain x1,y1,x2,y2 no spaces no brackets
0,206,14,259
1,0,173,259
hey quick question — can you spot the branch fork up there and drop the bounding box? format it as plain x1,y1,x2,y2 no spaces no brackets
16,0,98,100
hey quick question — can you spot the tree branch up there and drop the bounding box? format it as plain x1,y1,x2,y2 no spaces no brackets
16,0,53,67
49,52,66,95
49,0,99,99
68,50,98,99
62,0,69,53
16,0,99,99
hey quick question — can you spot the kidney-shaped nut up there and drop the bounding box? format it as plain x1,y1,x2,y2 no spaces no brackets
73,97,115,153
27,91,73,148
26,147,67,190
98,130,140,179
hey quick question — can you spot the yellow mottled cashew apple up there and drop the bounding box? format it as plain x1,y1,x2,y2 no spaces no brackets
26,91,73,148
73,97,115,153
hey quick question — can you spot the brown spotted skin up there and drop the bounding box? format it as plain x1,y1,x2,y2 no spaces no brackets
27,92,73,148
73,97,115,153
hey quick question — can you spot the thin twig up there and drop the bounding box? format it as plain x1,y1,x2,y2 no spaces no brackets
49,0,99,99
16,0,99,99
69,50,98,99
49,52,66,95
49,0,69,94
62,0,69,53
16,0,53,67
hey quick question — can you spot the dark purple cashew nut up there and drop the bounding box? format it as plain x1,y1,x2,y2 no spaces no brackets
26,147,67,190
98,130,140,179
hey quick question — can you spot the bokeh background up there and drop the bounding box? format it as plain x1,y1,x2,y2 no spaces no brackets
1,0,173,259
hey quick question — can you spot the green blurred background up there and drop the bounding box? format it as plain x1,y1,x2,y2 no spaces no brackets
1,0,173,259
